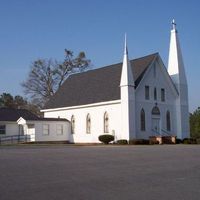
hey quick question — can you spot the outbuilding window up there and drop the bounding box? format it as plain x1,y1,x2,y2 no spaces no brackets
43,124,49,135
56,124,63,135
0,125,6,134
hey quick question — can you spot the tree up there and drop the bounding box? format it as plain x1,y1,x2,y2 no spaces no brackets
22,49,90,108
22,59,58,107
0,93,14,108
55,50,90,88
0,93,41,116
14,95,28,108
190,107,200,138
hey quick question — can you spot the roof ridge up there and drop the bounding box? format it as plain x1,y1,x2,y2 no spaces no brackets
96,52,158,70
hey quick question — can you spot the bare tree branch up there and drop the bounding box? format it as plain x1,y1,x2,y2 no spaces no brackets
22,50,91,108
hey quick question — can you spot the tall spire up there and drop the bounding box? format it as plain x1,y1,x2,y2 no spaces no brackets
120,34,135,87
167,20,189,139
168,19,187,85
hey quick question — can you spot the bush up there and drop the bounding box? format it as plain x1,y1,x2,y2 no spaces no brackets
129,139,149,145
182,138,197,144
98,134,114,144
176,138,182,144
149,140,159,145
196,138,200,144
116,139,128,145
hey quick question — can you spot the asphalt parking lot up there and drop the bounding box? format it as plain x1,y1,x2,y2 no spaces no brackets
0,144,200,200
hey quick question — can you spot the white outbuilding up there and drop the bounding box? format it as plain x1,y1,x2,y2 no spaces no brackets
17,117,70,142
0,107,71,144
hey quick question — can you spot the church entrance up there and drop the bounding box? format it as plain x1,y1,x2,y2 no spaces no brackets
151,106,161,135
152,118,160,135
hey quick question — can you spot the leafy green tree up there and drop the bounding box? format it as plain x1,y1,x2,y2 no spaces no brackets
0,93,41,116
190,107,200,138
14,95,28,108
0,93,14,108
0,93,29,109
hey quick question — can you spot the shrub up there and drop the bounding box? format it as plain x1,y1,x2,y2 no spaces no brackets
129,139,149,145
196,138,200,144
98,134,114,144
176,138,182,144
149,140,159,145
116,139,128,145
182,138,197,144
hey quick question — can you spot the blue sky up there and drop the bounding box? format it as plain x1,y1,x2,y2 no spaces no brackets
0,0,199,111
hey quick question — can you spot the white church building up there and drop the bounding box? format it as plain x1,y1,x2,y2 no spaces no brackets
41,20,190,143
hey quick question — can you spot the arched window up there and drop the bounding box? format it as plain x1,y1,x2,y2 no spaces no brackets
86,114,91,134
154,87,157,100
104,112,109,133
152,106,160,115
71,115,75,134
166,111,171,131
140,109,146,131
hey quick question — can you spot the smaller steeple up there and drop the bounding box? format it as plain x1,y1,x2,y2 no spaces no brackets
120,34,136,140
120,34,135,87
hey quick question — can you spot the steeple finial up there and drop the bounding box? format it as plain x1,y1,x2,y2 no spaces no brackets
172,19,176,30
124,33,128,55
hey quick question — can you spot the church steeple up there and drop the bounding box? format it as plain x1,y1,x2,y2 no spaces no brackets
120,34,136,140
120,34,135,87
167,20,189,139
168,19,187,85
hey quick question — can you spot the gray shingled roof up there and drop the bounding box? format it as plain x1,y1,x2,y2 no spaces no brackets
0,107,69,122
0,108,39,122
44,53,158,109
